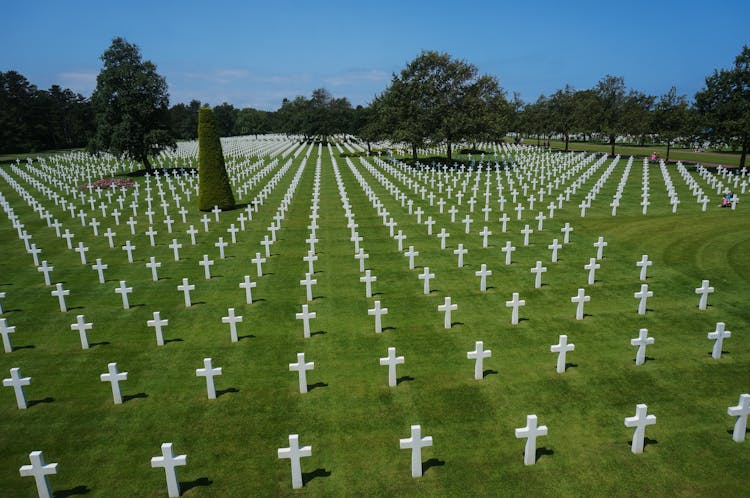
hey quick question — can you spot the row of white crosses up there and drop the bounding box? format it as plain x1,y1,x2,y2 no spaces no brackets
20,392,750,496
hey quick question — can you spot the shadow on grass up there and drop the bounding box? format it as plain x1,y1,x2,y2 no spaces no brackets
14,344,35,350
180,477,212,494
54,485,90,497
535,447,554,463
726,428,750,436
89,341,110,348
312,295,326,300
565,363,578,371
302,468,331,485
422,458,445,475
216,387,239,398
28,397,55,407
163,338,184,345
238,334,255,341
450,322,464,328
627,437,658,449
310,330,326,337
123,392,148,403
397,376,414,385
308,382,328,392
382,326,397,332
483,369,498,378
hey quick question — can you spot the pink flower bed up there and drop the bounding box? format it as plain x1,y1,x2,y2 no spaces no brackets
79,178,135,190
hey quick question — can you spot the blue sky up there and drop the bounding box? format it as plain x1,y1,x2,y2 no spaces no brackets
2,0,748,110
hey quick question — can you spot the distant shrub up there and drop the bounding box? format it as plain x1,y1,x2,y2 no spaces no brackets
198,107,235,211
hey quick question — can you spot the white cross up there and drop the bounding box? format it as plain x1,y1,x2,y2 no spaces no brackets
51,283,70,312
260,235,273,257
177,278,195,307
186,225,198,245
147,311,169,346
151,442,187,498
114,280,133,309
479,226,492,248
227,224,239,243
303,251,318,274
122,240,136,263
0,318,16,352
368,300,389,333
515,414,548,465
593,236,607,260
103,227,116,248
211,205,222,221
0,291,4,314
360,269,377,298
425,216,436,235
585,258,600,285
467,340,492,380
289,352,314,393
354,248,369,272
634,284,653,315
70,315,93,350
3,367,30,409
501,241,516,265
91,259,107,284
404,246,419,270
277,434,312,489
624,403,656,454
708,322,731,359
475,264,492,292
561,223,574,244
196,357,222,399
145,226,158,246
530,261,547,289
251,253,266,277
19,450,58,498
126,216,137,235
199,254,214,279
571,288,590,320
239,275,257,304
437,228,450,249
62,229,74,249
535,211,547,231
520,224,533,246
296,305,316,339
305,234,319,252
498,213,510,232
728,393,750,442
506,292,525,324
418,267,435,295
631,328,654,366
379,347,404,387
100,362,128,404
300,273,317,302
168,239,182,261
551,335,574,373
350,232,363,253
438,296,457,329
695,280,715,310
636,254,652,281
515,203,525,220
394,230,406,251
74,242,89,264
200,214,211,232
222,308,243,342
214,237,228,259
463,215,473,234
453,244,468,267
400,425,433,478
28,243,42,266
146,256,162,282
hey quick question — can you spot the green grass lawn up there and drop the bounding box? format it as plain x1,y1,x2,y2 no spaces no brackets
0,144,748,497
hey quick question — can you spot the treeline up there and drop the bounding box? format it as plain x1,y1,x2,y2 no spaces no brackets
0,71,94,153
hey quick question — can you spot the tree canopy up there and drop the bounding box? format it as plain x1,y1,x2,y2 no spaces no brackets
90,37,174,171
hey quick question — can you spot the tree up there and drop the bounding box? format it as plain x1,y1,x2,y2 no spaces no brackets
379,50,507,161
213,102,238,137
90,37,174,172
621,90,655,146
198,107,235,211
169,100,201,140
548,85,577,151
594,75,628,155
654,87,689,161
694,45,750,167
571,89,599,143
236,107,270,137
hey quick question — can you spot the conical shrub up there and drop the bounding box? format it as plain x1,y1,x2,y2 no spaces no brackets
198,106,235,211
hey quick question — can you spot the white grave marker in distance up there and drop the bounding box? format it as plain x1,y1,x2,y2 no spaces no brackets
550,335,574,373
418,267,435,294
379,347,404,387
368,300,389,333
708,322,731,359
177,278,195,307
19,450,58,498
400,425,433,478
438,297,457,329
222,308,243,343
196,357,222,399
467,341,491,380
289,352,314,393
506,292,525,325
3,367,31,409
728,393,750,442
70,315,93,350
147,312,169,346
239,275,256,304
630,329,654,365
100,362,128,404
295,305,316,339
0,318,16,352
571,288,590,320
150,443,187,498
624,403,656,454
695,280,715,310
277,434,312,489
515,414,548,465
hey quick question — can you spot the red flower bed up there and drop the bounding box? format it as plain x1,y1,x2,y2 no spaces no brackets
79,178,135,190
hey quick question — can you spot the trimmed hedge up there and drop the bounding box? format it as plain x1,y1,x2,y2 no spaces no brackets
198,107,235,211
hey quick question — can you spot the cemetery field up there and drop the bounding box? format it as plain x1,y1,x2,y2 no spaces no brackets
0,140,748,497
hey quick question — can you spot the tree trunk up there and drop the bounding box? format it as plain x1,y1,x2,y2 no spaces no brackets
412,143,418,162
447,141,452,162
367,141,371,155
666,141,671,162
564,133,569,152
610,135,615,156
142,154,153,173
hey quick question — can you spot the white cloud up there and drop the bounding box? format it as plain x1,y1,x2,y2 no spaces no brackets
322,69,389,87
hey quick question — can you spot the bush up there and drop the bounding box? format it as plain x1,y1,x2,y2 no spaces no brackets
198,107,235,211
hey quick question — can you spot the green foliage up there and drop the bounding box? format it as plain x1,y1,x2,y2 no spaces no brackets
198,106,235,211
90,37,175,171
0,71,93,153
168,99,202,140
694,45,750,167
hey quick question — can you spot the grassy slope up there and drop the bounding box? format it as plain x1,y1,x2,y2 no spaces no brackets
0,149,748,497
